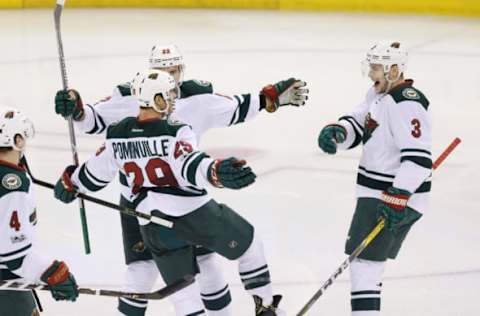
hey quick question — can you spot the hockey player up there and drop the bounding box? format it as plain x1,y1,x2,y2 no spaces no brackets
317,41,432,315
0,108,78,316
54,70,286,315
54,44,307,316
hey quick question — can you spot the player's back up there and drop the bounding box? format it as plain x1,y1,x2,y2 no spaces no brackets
105,116,213,219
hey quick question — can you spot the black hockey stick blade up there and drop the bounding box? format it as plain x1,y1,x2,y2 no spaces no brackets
94,274,195,300
0,274,194,300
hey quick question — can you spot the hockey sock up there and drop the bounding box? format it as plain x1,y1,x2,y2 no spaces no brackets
196,253,232,315
350,258,385,316
117,260,158,316
237,232,273,305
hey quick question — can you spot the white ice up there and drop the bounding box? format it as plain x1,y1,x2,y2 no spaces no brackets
0,8,479,316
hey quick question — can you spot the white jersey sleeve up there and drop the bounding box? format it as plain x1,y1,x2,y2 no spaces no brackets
172,93,261,139
71,142,120,192
167,125,215,189
75,87,139,135
336,88,375,150
0,191,51,283
389,100,432,193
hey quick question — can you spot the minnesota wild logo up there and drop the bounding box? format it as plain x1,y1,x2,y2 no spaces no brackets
363,112,379,144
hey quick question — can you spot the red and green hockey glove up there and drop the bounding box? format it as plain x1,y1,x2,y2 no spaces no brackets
41,260,79,302
54,165,78,203
377,186,412,232
260,78,308,113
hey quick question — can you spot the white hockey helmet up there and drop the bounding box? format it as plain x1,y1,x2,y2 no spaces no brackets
362,41,408,79
130,69,177,115
149,44,185,82
0,107,35,151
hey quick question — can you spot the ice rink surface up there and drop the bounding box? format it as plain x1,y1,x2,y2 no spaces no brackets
1,8,479,316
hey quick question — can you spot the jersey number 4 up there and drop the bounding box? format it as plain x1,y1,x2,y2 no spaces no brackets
10,211,21,231
124,158,179,193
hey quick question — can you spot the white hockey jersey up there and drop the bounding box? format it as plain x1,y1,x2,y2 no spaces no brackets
74,81,261,202
70,117,218,222
337,80,432,213
0,161,51,283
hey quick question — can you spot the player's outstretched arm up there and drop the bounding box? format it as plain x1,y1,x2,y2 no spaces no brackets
260,78,308,113
54,143,118,203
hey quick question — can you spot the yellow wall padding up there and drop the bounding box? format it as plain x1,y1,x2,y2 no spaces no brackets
280,0,480,16
3,0,480,17
24,0,277,8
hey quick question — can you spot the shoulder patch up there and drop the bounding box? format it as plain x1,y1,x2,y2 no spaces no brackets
402,88,420,100
389,85,429,111
117,83,132,97
2,173,22,190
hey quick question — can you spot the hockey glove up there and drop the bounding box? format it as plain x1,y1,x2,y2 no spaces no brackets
260,78,308,113
377,187,413,233
54,165,78,203
41,260,79,302
55,89,85,121
208,157,256,189
318,124,347,154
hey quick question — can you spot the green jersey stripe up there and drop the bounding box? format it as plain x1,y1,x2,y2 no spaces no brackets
186,153,209,186
401,148,431,155
4,256,25,271
401,156,433,169
84,164,109,184
357,173,431,193
181,151,202,180
0,268,21,280
79,164,107,192
0,244,31,258
358,166,395,179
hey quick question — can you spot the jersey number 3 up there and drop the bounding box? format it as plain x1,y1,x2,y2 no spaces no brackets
411,119,422,138
10,211,21,231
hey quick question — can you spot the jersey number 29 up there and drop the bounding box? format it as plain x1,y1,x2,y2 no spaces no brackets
124,158,179,193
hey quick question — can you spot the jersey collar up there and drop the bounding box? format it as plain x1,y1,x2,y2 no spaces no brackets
0,159,25,172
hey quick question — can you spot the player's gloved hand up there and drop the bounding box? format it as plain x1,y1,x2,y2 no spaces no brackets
208,157,256,189
54,165,78,203
41,260,79,302
318,124,347,154
260,78,308,113
55,89,85,121
377,186,412,233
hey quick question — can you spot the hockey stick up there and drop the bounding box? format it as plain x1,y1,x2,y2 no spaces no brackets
54,0,91,254
21,158,174,228
297,137,462,316
0,274,194,300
